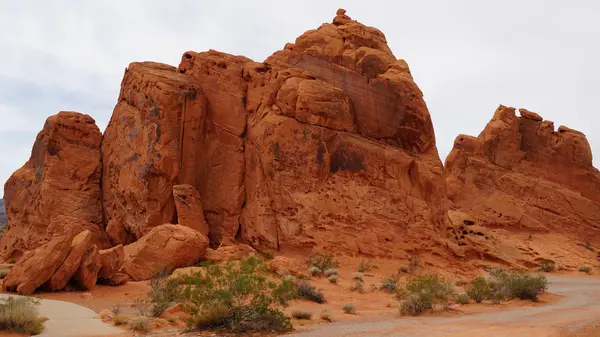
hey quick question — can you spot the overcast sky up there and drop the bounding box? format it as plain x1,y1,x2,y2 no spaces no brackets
1,0,599,197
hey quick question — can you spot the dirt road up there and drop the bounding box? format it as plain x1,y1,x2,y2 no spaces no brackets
289,275,600,337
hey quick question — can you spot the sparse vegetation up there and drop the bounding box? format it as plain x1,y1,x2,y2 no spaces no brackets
148,274,183,317
261,250,276,260
579,266,592,274
307,253,339,272
352,272,364,281
399,264,410,273
295,281,326,304
320,310,332,322
466,276,490,303
539,259,556,273
0,296,45,335
113,315,129,326
323,268,338,277
585,240,594,251
342,303,356,314
351,281,364,293
455,278,467,286
380,276,399,293
182,256,294,333
308,266,322,277
465,268,549,303
408,255,420,273
291,310,312,320
455,293,470,305
398,273,455,316
129,316,150,332
7,258,15,264
0,269,9,280
327,275,338,284
357,259,376,272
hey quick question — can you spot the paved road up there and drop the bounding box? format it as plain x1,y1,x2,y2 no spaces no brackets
0,294,126,337
289,276,600,337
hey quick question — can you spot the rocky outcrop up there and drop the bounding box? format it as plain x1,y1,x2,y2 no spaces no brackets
1,112,105,260
3,232,73,295
172,184,209,237
75,245,101,290
46,230,92,291
445,105,600,267
98,245,125,281
120,224,209,281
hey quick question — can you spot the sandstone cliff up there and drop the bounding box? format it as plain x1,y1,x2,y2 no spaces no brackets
445,105,600,269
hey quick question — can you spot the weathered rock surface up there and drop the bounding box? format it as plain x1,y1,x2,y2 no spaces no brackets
46,230,92,291
0,199,6,227
98,245,125,280
75,244,101,290
445,105,600,266
105,272,129,286
105,219,135,246
120,224,209,280
172,184,210,237
1,112,104,260
3,232,73,294
204,244,257,263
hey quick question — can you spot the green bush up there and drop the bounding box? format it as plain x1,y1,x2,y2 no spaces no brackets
488,269,548,302
358,260,376,272
379,277,398,293
539,259,556,273
342,303,356,314
112,315,128,326
455,293,469,305
352,272,364,281
324,268,339,277
308,266,322,277
579,266,592,274
307,253,339,271
0,297,45,335
455,278,467,286
328,275,338,284
182,256,294,333
398,274,455,315
0,270,8,280
295,281,326,304
148,275,183,317
129,316,150,332
291,310,312,320
350,281,364,293
466,276,490,303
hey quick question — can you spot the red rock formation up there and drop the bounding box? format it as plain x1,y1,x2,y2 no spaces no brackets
120,224,209,281
46,230,92,291
1,112,105,260
75,245,101,290
172,184,210,237
445,105,600,267
98,245,125,281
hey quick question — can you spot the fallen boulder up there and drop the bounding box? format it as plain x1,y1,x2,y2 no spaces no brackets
120,224,209,281
173,184,210,237
75,244,101,290
46,230,92,291
98,245,124,280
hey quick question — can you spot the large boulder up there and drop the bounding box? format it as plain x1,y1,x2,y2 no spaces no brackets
1,112,105,260
46,230,92,291
120,224,209,281
445,105,600,268
172,184,210,237
75,244,101,290
98,245,125,280
3,232,73,294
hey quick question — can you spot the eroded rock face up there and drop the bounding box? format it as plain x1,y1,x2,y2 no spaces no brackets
172,184,209,237
98,245,125,280
3,232,73,295
120,224,209,281
1,112,104,260
75,245,101,290
446,105,600,250
238,10,447,256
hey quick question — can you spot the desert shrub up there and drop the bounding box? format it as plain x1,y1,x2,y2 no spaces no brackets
294,281,326,304
539,259,556,273
308,266,322,277
350,281,364,293
408,256,420,273
352,272,364,281
357,259,376,272
320,310,332,322
488,270,548,302
380,277,399,293
585,240,594,251
296,273,309,280
113,315,128,326
399,264,410,273
323,268,338,277
133,297,149,316
342,303,356,314
398,274,455,315
182,256,294,333
455,278,467,286
579,266,592,274
307,253,338,271
0,270,8,280
291,310,312,320
455,293,469,305
466,276,490,303
261,250,275,260
148,275,183,317
7,258,15,264
328,275,338,284
0,297,45,335
111,305,122,316
129,316,150,332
